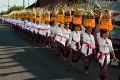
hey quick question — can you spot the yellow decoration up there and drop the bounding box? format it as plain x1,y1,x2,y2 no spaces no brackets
57,9,64,23
15,13,19,18
11,13,14,18
44,11,50,22
64,10,72,23
99,9,112,30
20,13,26,19
35,12,41,21
19,13,22,18
73,9,82,25
31,13,36,20
23,13,26,19
36,15,41,21
73,17,82,25
64,16,72,23
84,11,95,28
51,12,57,22
26,12,31,19
57,15,64,23
84,18,95,28
41,14,44,20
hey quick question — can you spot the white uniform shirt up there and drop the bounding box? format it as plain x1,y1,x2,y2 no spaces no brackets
21,19,27,29
60,28,71,46
50,26,56,38
15,19,20,26
69,31,82,51
12,19,15,24
97,32,113,66
30,23,36,32
54,26,63,42
25,21,32,30
81,33,95,56
38,23,44,35
34,24,40,34
42,24,50,37
19,20,24,28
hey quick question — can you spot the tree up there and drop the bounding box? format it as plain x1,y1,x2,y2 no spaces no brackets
4,6,24,14
0,11,7,15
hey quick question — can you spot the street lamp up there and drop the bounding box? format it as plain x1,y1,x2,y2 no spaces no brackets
35,0,37,7
0,7,2,13
3,5,6,15
8,0,9,10
28,0,29,7
23,0,25,8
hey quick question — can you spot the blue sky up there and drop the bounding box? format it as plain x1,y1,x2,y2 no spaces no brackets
0,0,36,11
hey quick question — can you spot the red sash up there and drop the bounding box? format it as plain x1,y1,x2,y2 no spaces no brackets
55,34,69,45
72,40,80,51
27,26,30,28
97,51,109,60
36,28,41,30
83,42,92,49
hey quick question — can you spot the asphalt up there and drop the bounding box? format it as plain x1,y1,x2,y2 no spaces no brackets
0,23,119,80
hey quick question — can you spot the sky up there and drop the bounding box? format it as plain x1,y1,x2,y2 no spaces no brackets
0,0,36,12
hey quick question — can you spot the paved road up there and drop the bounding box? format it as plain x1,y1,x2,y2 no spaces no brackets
0,23,119,80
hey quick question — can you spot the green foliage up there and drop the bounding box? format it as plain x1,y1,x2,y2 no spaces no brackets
0,11,6,15
2,6,24,15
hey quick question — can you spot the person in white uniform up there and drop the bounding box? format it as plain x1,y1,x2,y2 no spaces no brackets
81,27,96,75
43,21,51,47
24,19,32,37
38,21,45,44
30,20,37,40
54,23,63,58
69,24,83,66
50,21,56,49
60,23,71,61
96,25,118,80
34,21,41,42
